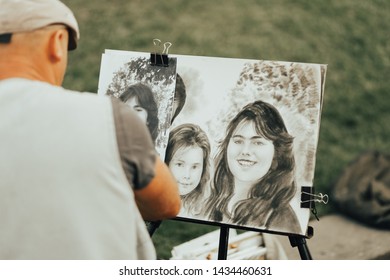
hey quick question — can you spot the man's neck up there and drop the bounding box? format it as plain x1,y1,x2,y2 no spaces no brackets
0,67,41,82
0,58,54,85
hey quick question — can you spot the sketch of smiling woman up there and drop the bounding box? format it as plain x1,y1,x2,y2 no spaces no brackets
204,100,301,234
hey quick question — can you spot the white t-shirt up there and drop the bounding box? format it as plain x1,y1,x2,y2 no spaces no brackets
0,78,157,259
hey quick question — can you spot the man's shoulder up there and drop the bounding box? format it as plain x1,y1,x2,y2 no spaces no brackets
1,78,101,100
1,78,115,122
36,79,112,106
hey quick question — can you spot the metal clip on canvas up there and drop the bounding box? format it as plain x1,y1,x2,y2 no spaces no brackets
300,186,329,221
300,186,329,209
150,38,172,67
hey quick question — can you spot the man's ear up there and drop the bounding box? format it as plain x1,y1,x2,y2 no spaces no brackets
48,29,68,62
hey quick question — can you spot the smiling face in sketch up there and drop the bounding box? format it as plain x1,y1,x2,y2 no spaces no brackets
169,146,204,196
227,120,275,185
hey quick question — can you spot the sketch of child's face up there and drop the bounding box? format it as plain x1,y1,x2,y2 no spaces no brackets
168,146,204,196
126,96,148,124
227,120,274,185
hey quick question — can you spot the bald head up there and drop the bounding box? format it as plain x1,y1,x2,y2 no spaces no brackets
0,25,69,85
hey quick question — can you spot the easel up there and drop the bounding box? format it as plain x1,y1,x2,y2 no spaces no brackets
288,231,312,260
217,225,313,260
214,187,323,260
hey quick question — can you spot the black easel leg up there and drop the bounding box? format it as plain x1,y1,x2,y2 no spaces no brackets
218,226,230,260
288,235,312,260
145,220,162,237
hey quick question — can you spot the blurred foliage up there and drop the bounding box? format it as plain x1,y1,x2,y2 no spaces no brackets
61,0,390,258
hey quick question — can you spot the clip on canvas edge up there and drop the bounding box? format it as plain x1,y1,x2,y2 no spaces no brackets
300,186,329,221
150,38,172,67
300,186,329,208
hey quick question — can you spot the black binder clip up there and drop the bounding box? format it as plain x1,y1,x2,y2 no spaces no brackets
0,33,12,43
300,186,329,221
150,39,172,67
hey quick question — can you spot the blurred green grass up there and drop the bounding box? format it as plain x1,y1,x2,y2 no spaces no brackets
62,0,390,259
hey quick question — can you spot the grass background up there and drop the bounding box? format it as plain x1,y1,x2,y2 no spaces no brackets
61,0,389,259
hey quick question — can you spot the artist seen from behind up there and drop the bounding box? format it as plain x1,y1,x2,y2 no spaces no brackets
0,0,180,259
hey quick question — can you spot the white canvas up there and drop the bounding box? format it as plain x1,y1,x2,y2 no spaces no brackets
100,50,326,236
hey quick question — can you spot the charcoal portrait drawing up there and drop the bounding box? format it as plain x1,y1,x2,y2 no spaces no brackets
99,51,327,236
97,51,177,159
171,55,326,235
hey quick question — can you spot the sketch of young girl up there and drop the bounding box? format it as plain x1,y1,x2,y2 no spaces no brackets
204,100,301,233
165,123,211,218
119,83,159,142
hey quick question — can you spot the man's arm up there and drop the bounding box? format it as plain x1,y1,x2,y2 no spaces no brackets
134,157,181,221
111,98,180,221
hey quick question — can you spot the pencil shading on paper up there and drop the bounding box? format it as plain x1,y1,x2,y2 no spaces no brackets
98,50,327,236
97,51,177,159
